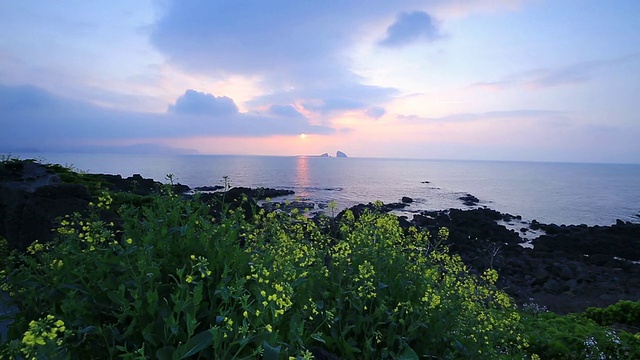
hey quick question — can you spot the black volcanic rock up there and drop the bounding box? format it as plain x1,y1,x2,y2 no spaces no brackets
458,193,480,206
407,207,640,314
96,173,190,195
337,201,408,220
263,200,315,213
531,221,640,261
0,183,92,250
0,161,192,250
194,185,224,191
401,196,414,203
218,187,293,201
0,161,95,250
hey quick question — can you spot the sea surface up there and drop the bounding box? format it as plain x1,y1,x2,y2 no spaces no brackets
12,153,640,226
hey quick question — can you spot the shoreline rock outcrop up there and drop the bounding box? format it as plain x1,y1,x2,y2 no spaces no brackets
3,160,639,315
338,203,640,314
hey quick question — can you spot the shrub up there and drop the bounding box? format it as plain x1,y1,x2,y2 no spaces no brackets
522,307,640,359
583,300,640,329
1,191,532,359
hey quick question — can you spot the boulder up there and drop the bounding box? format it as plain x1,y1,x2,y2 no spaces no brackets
0,161,192,250
0,182,92,250
337,201,408,221
401,196,414,203
263,200,315,213
458,193,479,206
96,173,190,195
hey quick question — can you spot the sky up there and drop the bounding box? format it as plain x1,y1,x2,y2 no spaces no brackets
1,0,639,163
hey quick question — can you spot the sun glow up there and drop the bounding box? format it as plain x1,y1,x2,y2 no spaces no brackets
299,133,307,139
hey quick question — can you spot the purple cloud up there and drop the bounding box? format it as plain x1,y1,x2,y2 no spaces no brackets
150,1,411,116
379,11,442,47
0,85,335,152
169,89,238,116
366,107,386,119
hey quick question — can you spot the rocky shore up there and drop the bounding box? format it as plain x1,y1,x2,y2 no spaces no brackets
1,160,639,315
405,207,640,314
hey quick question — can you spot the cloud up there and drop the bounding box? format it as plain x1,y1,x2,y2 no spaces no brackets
471,53,640,90
168,89,238,116
0,84,334,151
366,107,386,119
398,109,567,124
379,11,442,47
150,1,421,116
150,1,416,77
303,98,365,114
266,104,304,118
247,81,398,115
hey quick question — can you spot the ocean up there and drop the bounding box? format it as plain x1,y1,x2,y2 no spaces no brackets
12,153,640,226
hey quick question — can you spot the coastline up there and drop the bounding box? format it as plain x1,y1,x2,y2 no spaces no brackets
1,160,639,315
10,152,640,226
2,159,640,357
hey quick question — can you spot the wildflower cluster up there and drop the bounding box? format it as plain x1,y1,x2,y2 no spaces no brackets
92,191,113,209
189,254,213,280
26,239,49,254
8,315,69,358
57,213,116,251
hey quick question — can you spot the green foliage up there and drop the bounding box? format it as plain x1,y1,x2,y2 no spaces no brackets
1,191,535,359
522,308,640,359
1,177,638,358
583,300,640,328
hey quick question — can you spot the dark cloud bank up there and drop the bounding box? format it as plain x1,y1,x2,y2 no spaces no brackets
0,85,333,152
150,1,444,116
1,2,449,153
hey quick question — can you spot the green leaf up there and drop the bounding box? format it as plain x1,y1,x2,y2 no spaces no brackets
341,339,362,355
106,291,126,306
175,329,213,359
311,333,326,344
155,346,175,360
186,312,199,337
397,346,419,360
262,340,281,360
142,323,158,347
193,282,203,306
77,325,98,335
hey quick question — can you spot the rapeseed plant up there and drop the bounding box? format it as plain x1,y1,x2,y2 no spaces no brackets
1,173,636,358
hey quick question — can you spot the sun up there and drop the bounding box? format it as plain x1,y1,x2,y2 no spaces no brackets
299,133,307,139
